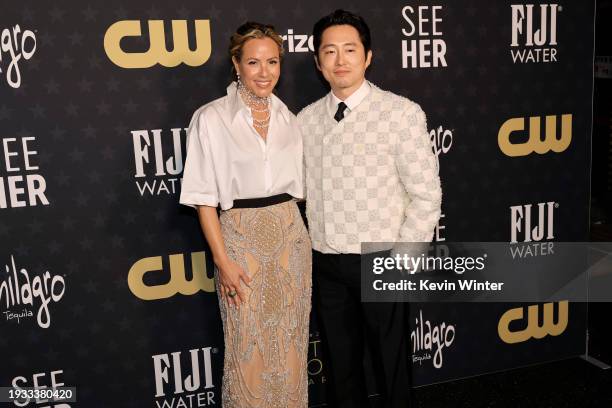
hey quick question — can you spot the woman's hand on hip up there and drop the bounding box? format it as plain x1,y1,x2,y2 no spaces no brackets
216,258,251,308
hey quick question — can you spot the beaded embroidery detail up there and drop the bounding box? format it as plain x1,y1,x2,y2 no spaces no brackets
217,201,312,407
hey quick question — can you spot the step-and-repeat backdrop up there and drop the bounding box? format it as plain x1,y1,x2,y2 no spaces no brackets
1,1,594,407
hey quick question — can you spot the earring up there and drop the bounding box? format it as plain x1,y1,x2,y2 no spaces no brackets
236,72,241,84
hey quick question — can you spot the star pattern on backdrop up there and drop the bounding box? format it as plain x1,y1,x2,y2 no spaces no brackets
0,1,596,407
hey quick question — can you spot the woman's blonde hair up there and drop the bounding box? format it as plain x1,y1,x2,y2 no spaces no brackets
229,22,284,67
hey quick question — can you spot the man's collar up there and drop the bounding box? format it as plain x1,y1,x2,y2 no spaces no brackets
327,79,371,116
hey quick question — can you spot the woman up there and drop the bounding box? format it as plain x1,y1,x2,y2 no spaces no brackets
179,22,311,408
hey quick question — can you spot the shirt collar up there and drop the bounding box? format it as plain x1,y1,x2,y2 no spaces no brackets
227,81,292,124
327,79,371,119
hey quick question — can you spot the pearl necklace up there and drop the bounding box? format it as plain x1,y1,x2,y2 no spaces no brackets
237,80,270,110
237,80,271,130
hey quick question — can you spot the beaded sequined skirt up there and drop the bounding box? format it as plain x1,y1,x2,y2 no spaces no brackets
217,200,312,408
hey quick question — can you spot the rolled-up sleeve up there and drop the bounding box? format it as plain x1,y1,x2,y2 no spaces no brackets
396,102,442,242
179,110,220,209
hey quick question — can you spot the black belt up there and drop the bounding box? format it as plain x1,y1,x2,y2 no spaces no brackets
232,193,293,209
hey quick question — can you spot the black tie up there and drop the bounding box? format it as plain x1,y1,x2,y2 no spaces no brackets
334,102,348,122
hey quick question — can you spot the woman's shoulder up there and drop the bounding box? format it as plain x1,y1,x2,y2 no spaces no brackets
190,95,230,124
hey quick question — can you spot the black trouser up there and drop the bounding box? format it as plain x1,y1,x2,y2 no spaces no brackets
313,250,412,408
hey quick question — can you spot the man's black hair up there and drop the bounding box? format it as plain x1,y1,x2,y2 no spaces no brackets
312,9,371,56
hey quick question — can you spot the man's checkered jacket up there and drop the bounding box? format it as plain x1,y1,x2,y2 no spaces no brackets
297,82,442,254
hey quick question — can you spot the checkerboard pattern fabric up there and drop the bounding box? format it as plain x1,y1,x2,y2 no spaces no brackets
298,82,442,254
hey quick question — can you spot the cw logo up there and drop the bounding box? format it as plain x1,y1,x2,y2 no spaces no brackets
128,251,215,300
104,20,212,69
498,301,568,344
498,114,572,157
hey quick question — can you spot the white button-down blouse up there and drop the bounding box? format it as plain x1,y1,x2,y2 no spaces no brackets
179,82,304,210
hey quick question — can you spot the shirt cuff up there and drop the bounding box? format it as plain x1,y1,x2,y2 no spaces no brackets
179,193,219,209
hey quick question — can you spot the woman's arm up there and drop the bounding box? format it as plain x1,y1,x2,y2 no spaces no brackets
197,205,251,307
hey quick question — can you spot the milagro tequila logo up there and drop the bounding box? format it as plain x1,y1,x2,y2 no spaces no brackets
430,125,453,172
1,255,66,329
132,128,187,196
410,309,456,369
0,24,37,88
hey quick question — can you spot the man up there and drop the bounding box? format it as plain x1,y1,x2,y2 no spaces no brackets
297,9,442,408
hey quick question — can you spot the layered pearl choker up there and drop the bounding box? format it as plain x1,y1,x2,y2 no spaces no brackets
237,80,271,131
237,79,271,131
